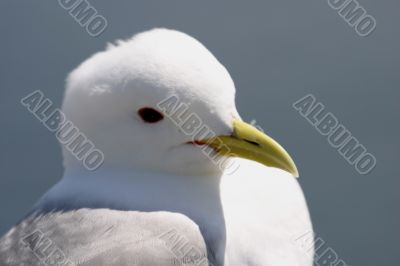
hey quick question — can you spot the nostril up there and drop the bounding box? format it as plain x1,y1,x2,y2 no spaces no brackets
244,139,261,147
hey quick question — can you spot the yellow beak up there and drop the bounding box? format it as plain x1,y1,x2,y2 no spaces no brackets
202,119,299,177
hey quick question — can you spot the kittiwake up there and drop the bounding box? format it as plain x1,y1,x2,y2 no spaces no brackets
0,28,313,266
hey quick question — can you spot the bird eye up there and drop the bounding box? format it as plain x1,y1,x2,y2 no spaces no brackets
138,107,164,123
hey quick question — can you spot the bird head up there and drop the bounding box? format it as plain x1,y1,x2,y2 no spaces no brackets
62,28,298,177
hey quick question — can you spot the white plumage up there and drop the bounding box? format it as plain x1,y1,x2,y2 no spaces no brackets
0,29,313,265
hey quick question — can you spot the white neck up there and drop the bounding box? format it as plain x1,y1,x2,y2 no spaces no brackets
36,167,226,262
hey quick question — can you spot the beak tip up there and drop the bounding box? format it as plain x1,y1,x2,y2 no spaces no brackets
292,169,299,178
289,162,299,178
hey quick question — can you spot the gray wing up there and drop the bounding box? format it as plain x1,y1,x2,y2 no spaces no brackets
0,209,210,266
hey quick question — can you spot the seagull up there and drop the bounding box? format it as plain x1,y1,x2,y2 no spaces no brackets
0,29,313,266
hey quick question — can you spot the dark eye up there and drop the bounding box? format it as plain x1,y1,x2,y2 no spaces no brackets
138,107,164,123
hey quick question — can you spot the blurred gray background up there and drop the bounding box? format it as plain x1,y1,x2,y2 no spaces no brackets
0,0,398,265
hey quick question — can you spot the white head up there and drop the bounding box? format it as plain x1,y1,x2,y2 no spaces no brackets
62,29,237,176
62,28,298,177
